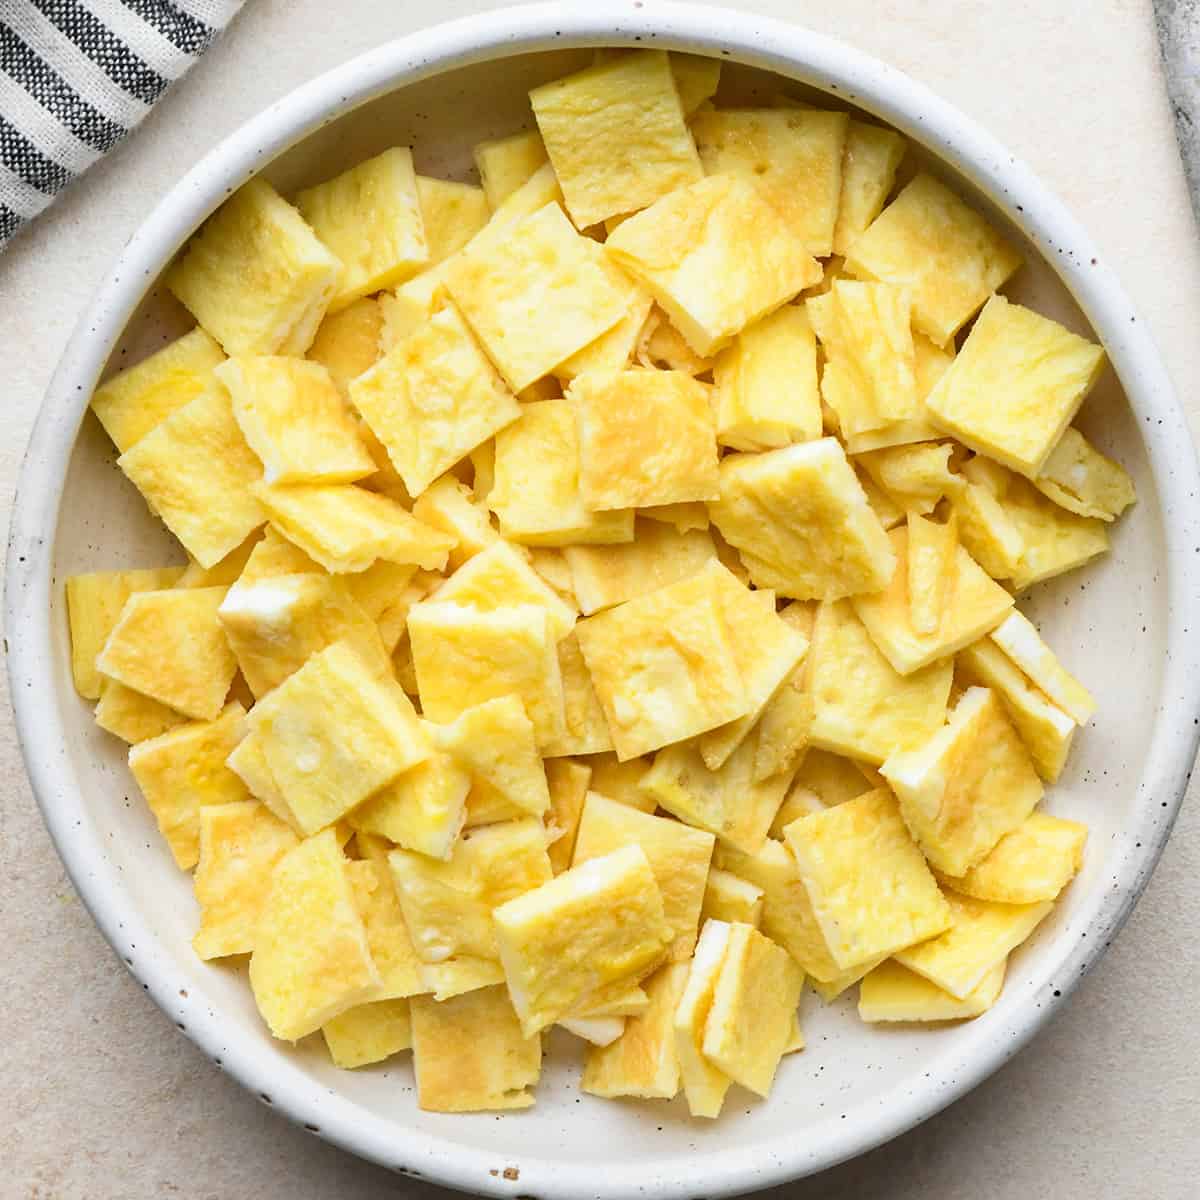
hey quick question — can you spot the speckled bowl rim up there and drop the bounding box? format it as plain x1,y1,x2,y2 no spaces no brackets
7,3,1200,1196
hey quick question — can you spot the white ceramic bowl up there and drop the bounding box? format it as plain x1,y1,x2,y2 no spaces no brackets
8,3,1200,1196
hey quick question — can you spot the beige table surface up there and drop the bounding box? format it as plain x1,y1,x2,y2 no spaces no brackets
3,1,1199,1197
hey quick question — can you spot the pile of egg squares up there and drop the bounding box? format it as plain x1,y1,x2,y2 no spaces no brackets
66,49,1134,1116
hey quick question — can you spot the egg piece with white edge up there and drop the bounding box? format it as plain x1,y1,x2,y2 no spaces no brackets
493,844,672,1036
881,685,1043,876
572,790,715,963
673,918,735,1118
701,921,804,1098
987,609,1096,725
580,961,690,1100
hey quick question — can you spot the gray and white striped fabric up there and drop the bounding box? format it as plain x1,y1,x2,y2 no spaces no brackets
0,0,244,250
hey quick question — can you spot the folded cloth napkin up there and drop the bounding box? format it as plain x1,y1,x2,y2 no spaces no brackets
0,0,244,251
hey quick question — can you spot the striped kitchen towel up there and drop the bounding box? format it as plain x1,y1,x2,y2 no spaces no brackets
0,0,244,250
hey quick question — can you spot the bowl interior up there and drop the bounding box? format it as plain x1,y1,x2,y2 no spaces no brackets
48,47,1164,1191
